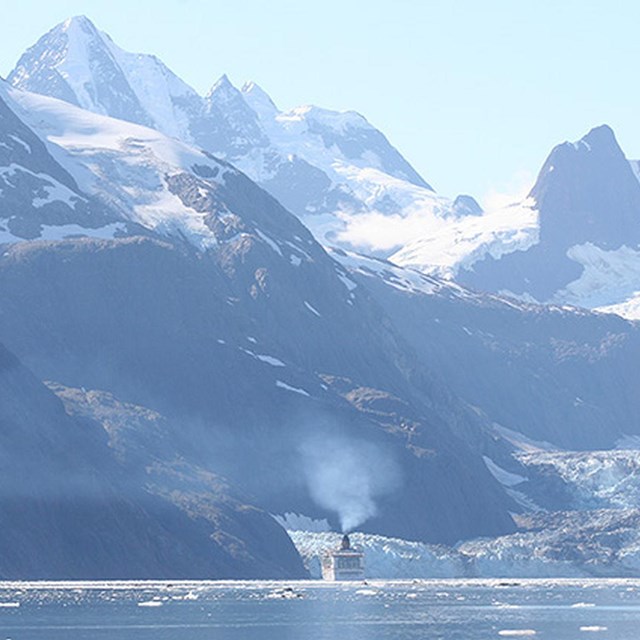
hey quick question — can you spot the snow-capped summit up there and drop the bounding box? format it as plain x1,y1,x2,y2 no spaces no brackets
241,81,279,119
9,15,201,141
198,74,269,155
10,15,150,125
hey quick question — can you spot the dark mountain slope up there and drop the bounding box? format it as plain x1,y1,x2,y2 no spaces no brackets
333,250,640,453
0,342,305,579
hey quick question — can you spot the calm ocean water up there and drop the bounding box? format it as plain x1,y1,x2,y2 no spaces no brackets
0,579,639,639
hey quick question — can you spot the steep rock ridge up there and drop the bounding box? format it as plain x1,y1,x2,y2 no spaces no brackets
531,125,640,250
0,342,304,579
0,235,515,546
0,83,516,546
458,125,640,303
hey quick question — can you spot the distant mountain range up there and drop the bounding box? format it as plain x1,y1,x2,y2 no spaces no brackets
1,15,640,579
11,16,640,320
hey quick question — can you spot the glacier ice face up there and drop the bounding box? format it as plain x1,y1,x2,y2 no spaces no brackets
290,506,640,579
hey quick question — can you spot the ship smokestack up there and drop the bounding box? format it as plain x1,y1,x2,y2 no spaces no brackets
341,534,351,550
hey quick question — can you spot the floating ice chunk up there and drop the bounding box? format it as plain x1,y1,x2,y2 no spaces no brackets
304,301,321,317
276,380,310,396
498,631,536,637
255,354,285,367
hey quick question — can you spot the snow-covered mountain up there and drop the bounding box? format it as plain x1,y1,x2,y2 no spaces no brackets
0,80,300,253
394,126,640,319
9,16,482,256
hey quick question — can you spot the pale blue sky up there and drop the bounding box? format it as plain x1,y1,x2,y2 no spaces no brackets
1,0,638,202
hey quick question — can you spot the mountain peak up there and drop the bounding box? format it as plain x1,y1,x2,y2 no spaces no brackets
528,123,640,251
541,124,621,164
8,16,202,139
62,15,99,34
8,15,115,111
209,73,234,94
578,124,620,156
453,194,483,216
206,74,247,109
241,80,279,119
206,74,245,106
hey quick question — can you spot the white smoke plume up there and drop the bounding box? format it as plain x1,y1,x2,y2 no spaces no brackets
299,433,401,533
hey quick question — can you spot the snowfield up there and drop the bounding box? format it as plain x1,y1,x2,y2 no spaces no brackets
390,199,539,278
2,82,232,249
